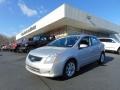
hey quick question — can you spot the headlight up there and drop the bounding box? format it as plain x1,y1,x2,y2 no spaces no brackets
44,54,57,64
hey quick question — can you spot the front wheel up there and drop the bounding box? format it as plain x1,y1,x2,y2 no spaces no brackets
63,60,76,79
98,53,105,65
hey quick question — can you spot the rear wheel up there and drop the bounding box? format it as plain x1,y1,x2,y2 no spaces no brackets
98,52,105,64
117,48,120,55
63,60,76,79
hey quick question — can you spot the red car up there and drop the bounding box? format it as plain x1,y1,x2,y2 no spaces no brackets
9,42,17,52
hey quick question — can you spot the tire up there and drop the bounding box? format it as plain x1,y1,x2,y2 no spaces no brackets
98,52,105,65
63,60,76,79
117,48,120,55
26,47,31,53
26,49,30,53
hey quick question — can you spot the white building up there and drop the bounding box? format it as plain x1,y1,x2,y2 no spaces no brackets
16,4,120,40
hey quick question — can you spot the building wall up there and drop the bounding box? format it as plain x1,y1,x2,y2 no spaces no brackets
45,25,110,39
65,4,120,33
110,34,120,42
45,26,68,39
66,26,110,37
16,4,120,40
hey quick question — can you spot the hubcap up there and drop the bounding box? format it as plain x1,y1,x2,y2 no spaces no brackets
65,62,75,77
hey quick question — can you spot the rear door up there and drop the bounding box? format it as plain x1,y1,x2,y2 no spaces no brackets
90,37,101,61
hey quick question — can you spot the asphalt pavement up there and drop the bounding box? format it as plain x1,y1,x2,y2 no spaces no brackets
0,51,120,90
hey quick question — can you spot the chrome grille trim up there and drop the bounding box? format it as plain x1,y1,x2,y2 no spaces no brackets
27,65,40,73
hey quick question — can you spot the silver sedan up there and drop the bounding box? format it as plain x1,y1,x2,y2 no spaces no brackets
25,35,105,78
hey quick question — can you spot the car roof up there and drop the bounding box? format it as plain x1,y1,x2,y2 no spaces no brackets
54,34,97,41
65,34,96,38
98,37,113,39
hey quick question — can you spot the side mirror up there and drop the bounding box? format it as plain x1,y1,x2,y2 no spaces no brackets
79,44,88,48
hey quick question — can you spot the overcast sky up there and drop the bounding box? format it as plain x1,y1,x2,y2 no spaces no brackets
0,0,120,37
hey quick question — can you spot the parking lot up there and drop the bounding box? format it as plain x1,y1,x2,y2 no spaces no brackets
0,51,120,90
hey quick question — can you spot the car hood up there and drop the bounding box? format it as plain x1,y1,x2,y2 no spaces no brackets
29,46,68,57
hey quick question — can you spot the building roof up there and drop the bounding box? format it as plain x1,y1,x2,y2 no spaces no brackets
16,4,120,40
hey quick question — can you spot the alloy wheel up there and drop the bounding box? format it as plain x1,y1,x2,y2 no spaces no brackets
98,53,105,64
65,61,76,78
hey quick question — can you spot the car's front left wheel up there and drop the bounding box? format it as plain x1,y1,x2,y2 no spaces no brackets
63,60,76,79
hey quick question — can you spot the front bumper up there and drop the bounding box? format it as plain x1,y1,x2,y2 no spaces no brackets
26,58,64,77
26,64,57,77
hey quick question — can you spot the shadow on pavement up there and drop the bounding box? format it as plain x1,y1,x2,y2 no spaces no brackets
104,55,114,64
105,51,118,54
51,55,114,81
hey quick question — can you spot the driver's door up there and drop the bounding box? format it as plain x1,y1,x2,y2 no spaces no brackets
77,36,93,66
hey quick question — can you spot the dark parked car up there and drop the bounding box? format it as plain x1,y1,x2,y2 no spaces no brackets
18,34,55,53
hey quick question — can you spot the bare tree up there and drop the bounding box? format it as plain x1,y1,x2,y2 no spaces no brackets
0,34,16,46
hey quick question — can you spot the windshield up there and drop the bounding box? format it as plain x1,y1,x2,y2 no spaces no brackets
113,38,120,43
47,36,80,47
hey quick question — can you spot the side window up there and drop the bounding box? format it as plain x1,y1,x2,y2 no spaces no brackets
79,37,91,48
99,39,106,42
41,37,47,41
91,37,99,45
109,39,115,43
100,39,115,43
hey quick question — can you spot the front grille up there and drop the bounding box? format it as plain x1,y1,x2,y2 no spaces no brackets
27,65,40,73
29,55,42,62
